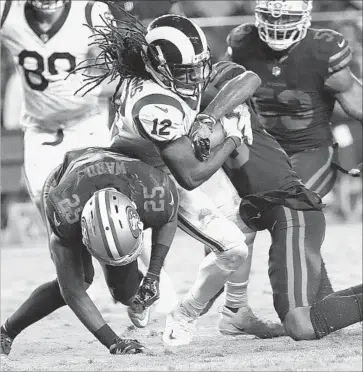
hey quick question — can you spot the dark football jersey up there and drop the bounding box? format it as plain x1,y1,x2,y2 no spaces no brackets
46,147,178,242
204,61,323,222
226,24,353,154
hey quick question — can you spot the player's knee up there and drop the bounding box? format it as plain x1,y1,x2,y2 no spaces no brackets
215,244,248,271
283,307,316,341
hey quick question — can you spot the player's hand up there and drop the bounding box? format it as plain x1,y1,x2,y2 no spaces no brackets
222,103,253,145
348,162,363,177
109,338,145,354
189,114,216,162
132,276,160,310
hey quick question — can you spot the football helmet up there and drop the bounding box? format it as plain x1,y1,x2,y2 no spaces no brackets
81,188,144,266
255,0,312,51
143,14,212,98
26,0,69,12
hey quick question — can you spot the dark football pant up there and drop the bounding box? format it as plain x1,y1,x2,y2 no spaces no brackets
261,205,326,321
288,145,337,198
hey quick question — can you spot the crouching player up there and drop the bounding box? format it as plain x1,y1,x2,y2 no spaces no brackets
0,146,179,355
192,63,363,342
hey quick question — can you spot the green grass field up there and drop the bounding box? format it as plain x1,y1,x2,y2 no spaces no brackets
1,223,362,371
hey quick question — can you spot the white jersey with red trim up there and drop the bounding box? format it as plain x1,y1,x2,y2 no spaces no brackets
112,76,201,169
0,0,109,129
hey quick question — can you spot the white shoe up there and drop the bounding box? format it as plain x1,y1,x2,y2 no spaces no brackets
155,270,179,314
162,304,197,347
127,305,150,328
218,305,285,338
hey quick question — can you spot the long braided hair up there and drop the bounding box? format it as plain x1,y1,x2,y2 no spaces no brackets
71,1,154,102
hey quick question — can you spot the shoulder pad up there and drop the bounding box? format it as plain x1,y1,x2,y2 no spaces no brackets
311,28,352,75
227,23,256,48
209,61,247,90
132,94,186,144
85,0,110,28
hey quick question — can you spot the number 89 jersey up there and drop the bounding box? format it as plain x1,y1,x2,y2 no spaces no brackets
0,0,108,128
112,76,200,170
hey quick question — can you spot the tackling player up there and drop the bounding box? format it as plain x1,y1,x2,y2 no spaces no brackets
0,0,115,213
191,61,363,342
82,7,284,344
1,146,179,355
224,0,363,303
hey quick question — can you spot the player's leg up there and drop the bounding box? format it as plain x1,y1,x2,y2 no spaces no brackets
284,284,363,340
265,206,326,326
289,146,336,300
164,170,249,346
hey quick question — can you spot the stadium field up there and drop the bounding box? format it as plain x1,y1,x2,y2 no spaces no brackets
1,223,362,371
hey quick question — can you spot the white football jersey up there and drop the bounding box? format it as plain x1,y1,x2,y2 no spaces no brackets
112,76,201,169
0,0,109,129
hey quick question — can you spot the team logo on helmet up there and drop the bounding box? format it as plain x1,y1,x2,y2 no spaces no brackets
126,207,142,238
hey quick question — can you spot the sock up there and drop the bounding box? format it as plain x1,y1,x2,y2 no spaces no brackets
4,280,66,339
182,252,233,318
310,284,363,339
225,280,249,312
316,259,334,301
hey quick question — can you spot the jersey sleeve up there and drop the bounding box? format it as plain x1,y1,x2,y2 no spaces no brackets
132,94,186,146
313,29,353,77
85,0,110,28
226,23,256,62
0,0,12,29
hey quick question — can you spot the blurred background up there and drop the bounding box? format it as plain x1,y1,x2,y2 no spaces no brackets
1,0,362,244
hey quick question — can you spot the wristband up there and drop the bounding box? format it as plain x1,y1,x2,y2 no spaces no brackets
227,136,241,149
196,113,217,126
93,324,118,349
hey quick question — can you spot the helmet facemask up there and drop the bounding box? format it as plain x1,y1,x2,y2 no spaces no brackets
255,0,312,51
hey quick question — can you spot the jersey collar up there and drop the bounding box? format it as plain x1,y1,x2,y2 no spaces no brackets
24,1,72,43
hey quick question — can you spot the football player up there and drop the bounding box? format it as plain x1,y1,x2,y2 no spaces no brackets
0,0,116,213
191,61,363,342
83,8,284,344
1,146,180,355
224,0,363,303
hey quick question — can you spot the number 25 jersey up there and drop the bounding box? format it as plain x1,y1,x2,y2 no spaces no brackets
0,0,107,128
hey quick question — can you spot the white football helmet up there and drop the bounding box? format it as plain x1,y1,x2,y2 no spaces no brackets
255,0,312,51
26,0,69,12
81,188,144,266
142,14,212,98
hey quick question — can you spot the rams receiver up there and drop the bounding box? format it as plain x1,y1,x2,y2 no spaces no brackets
83,7,283,344
0,0,114,213
225,0,363,304
1,147,179,355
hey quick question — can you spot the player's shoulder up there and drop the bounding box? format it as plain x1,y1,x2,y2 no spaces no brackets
131,78,186,121
307,28,352,74
227,23,258,48
1,0,22,28
71,0,109,28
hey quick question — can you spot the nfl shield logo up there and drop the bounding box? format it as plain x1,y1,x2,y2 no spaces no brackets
272,66,281,76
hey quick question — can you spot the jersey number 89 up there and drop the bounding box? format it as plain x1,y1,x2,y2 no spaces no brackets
18,50,76,91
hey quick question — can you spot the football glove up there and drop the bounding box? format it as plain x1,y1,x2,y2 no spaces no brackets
348,162,363,177
189,114,216,162
109,338,145,354
222,103,253,145
131,276,160,311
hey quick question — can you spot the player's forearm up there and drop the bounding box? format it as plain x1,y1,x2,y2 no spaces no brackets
162,136,239,190
202,71,261,121
335,81,363,122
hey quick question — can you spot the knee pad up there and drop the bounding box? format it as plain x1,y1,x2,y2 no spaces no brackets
214,244,248,271
284,307,316,341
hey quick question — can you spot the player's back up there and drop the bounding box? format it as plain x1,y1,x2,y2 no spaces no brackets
227,24,352,154
46,147,178,240
112,75,200,172
0,1,105,128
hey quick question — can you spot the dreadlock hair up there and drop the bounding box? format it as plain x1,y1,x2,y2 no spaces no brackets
70,1,154,103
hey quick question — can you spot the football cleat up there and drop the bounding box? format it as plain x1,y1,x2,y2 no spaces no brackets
0,327,13,356
127,305,151,328
218,305,286,338
162,304,197,347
